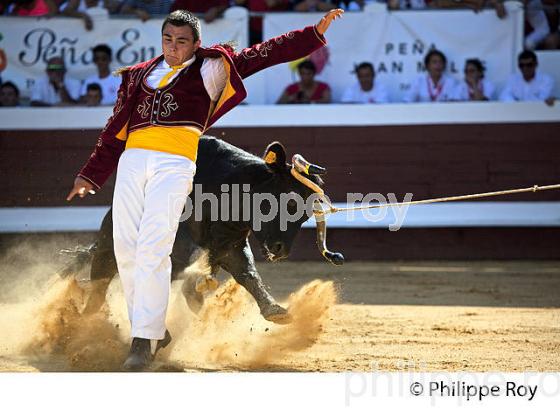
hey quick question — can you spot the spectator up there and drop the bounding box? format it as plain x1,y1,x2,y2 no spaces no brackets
403,49,456,103
0,81,20,107
277,60,331,104
341,61,389,103
233,0,291,45
500,50,555,105
453,58,495,101
291,0,335,12
120,0,173,21
170,0,229,23
11,0,58,15
83,82,102,106
30,57,81,106
80,44,120,105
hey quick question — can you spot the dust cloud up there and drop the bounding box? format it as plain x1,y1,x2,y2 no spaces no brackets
0,241,337,371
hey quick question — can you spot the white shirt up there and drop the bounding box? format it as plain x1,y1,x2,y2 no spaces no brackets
341,80,390,104
146,55,227,102
499,71,554,102
30,75,81,105
453,78,496,101
403,73,456,103
80,73,121,105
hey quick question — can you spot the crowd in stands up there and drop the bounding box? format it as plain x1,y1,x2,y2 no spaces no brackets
1,44,553,107
276,49,555,105
0,2,558,107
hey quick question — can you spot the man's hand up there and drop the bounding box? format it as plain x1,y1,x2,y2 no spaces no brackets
67,176,95,201
315,9,344,35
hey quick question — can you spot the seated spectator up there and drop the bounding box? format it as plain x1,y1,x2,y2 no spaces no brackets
83,82,102,106
336,0,366,10
171,0,229,23
0,81,20,107
233,0,291,45
120,0,173,21
341,62,389,103
403,49,456,103
291,0,335,12
11,0,58,15
500,50,555,105
30,57,81,106
277,60,331,104
80,44,120,105
453,58,495,101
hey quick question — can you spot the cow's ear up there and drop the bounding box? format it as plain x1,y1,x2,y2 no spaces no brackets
263,141,287,170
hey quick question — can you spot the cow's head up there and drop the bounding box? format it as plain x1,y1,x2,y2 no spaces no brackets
251,142,343,265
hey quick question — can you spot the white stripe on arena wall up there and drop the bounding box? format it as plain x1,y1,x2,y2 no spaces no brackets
1,103,559,131
0,202,559,233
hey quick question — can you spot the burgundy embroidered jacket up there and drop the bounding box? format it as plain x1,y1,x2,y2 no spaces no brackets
77,25,327,190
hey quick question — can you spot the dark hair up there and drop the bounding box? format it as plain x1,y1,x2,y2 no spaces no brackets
162,10,201,42
297,60,316,73
92,44,112,59
86,82,102,94
518,50,537,63
424,49,447,68
354,62,374,74
465,58,485,77
1,81,19,97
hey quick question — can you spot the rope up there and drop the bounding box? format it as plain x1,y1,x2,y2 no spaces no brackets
319,183,560,216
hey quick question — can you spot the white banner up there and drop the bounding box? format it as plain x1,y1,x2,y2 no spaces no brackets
262,4,524,104
0,7,248,98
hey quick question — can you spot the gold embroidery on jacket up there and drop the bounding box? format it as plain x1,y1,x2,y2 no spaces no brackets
160,93,179,117
137,96,152,119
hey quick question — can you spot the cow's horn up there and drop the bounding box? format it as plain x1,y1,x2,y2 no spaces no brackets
292,154,326,176
313,200,344,266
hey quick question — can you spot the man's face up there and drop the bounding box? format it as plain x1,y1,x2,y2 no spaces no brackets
427,55,445,76
93,51,111,71
162,23,201,66
518,58,537,81
357,67,374,91
0,86,18,107
85,89,102,106
46,57,66,84
298,68,315,85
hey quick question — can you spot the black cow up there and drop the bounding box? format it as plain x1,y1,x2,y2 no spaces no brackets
63,136,342,324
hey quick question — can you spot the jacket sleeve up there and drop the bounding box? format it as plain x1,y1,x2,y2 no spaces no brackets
231,25,327,79
76,71,132,190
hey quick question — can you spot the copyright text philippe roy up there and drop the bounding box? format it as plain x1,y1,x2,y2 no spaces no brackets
410,381,538,401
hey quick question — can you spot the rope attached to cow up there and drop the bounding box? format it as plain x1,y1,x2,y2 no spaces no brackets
290,154,560,266
318,183,560,216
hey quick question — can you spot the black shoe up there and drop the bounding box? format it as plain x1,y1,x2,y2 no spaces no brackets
122,338,153,371
155,330,172,354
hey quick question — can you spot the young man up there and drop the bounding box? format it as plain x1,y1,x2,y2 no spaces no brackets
80,44,120,105
341,62,389,104
500,50,555,106
84,83,103,106
30,57,81,106
0,81,20,107
67,8,344,371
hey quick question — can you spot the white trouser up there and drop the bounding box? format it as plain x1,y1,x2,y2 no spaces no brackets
112,148,195,340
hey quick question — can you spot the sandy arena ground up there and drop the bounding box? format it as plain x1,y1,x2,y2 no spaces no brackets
0,239,558,372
